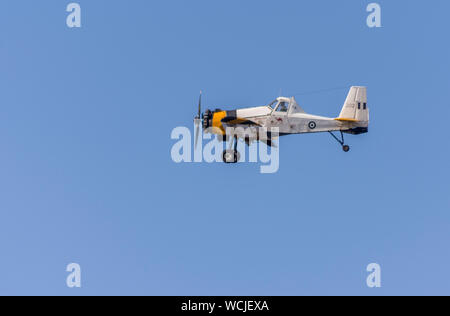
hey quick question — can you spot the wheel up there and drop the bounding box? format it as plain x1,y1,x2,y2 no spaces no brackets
222,150,240,163
222,150,232,163
342,145,350,152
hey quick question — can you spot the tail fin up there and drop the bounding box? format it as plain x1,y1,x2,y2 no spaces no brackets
338,86,369,122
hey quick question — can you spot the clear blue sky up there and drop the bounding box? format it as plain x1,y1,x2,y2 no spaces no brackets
0,0,449,295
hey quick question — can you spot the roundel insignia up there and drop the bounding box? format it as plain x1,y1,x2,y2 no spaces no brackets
308,121,317,129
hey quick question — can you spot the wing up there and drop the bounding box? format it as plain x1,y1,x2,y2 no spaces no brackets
221,116,261,127
221,117,280,148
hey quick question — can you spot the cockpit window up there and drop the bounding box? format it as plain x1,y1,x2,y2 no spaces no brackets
268,100,290,112
275,101,288,112
268,100,278,109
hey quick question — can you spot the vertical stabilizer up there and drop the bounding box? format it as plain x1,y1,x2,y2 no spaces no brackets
339,86,369,122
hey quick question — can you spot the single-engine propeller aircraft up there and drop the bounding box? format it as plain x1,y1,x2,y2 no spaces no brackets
194,86,369,163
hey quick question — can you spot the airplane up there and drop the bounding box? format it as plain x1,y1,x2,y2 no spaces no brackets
194,86,369,163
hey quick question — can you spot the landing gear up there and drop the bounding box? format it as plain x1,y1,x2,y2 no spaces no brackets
222,136,240,163
329,131,351,152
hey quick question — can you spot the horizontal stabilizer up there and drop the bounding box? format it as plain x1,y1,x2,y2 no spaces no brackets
335,118,359,122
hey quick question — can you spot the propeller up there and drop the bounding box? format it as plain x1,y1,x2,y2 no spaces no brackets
194,91,202,149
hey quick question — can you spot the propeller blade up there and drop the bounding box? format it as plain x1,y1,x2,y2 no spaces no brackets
198,90,202,118
194,90,202,149
194,121,200,149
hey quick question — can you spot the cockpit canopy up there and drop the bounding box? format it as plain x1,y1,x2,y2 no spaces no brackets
268,97,305,115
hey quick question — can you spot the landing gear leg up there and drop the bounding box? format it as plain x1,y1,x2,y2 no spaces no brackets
222,136,240,163
328,131,350,152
